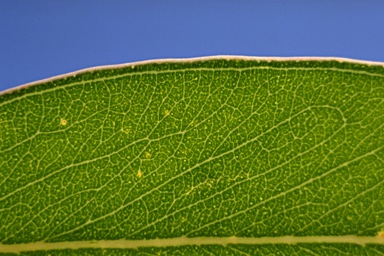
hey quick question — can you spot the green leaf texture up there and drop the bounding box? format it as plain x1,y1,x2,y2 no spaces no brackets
1,57,384,255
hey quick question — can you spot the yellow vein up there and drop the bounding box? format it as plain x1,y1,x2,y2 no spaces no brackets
1,236,384,253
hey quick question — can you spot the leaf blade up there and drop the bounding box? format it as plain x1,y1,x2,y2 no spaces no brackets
1,57,384,254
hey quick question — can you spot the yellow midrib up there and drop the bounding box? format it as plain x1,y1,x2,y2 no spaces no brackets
1,236,384,253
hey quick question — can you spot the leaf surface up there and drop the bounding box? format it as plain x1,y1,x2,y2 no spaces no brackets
1,57,384,255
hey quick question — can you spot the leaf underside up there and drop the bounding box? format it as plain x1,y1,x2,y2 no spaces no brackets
1,57,384,255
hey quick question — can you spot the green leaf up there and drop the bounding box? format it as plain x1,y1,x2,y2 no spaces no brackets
1,57,384,255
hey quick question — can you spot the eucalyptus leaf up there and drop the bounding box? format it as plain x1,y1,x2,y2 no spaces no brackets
1,57,384,255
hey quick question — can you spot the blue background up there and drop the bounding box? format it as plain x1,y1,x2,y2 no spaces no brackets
1,1,384,91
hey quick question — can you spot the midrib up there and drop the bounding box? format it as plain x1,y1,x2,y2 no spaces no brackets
1,236,383,253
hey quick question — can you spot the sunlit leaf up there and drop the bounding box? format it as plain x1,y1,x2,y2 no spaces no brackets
1,57,384,255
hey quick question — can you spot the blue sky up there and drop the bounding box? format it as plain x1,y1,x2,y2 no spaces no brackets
1,1,384,91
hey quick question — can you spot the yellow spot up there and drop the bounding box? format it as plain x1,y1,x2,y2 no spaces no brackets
60,119,67,126
123,127,131,134
378,231,384,238
189,120,197,127
145,152,151,159
206,179,214,188
182,149,188,154
137,170,143,178
164,110,170,116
